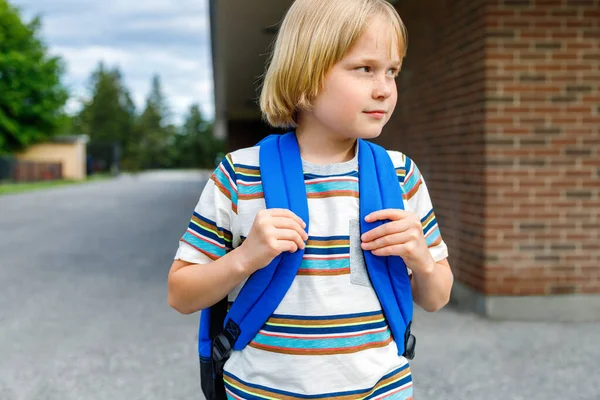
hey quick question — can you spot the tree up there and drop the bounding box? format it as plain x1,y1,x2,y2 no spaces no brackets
176,103,218,168
0,0,69,154
131,74,172,169
75,63,136,172
76,63,136,146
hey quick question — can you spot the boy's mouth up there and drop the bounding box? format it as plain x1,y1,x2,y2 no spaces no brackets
363,110,387,119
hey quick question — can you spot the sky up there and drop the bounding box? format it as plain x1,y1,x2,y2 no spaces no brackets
12,0,215,124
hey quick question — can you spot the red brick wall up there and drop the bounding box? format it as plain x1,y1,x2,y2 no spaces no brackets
382,0,488,292
483,0,599,295
388,0,600,296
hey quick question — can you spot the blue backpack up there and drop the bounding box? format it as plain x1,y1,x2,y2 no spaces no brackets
199,132,416,400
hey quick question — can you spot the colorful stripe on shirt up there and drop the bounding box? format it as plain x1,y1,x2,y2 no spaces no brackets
248,310,393,356
213,154,239,213
421,209,442,248
236,164,264,201
180,212,232,260
395,157,422,201
224,362,413,400
305,171,359,199
236,169,361,201
298,236,350,276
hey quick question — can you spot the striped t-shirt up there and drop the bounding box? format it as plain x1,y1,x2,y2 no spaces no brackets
174,143,448,400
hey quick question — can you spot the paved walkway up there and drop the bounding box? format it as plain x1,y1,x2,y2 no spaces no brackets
0,171,597,400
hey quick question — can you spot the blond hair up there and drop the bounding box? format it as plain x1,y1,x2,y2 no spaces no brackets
259,0,408,128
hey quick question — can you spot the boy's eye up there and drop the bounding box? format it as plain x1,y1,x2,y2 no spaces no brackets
357,66,371,73
387,68,399,77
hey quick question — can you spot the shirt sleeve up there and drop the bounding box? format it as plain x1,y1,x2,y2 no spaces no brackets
388,151,449,263
174,153,238,264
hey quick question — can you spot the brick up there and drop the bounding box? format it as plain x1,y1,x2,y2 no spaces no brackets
566,21,594,28
534,64,564,72
520,117,546,125
486,96,516,103
549,285,578,295
534,42,562,50
550,243,577,251
519,74,547,82
552,76,584,83
503,43,531,50
521,31,550,39
503,0,532,5
505,20,532,28
583,53,600,61
549,117,577,124
486,30,516,39
566,85,593,93
552,32,580,39
519,244,545,251
566,65,594,72
488,53,516,61
551,10,578,17
582,96,600,103
552,53,579,61
488,10,517,17
534,127,562,135
565,255,593,262
564,170,593,178
506,107,536,114
520,53,548,60
564,148,593,156
521,10,547,17
535,0,562,5
535,255,561,263
550,96,578,103
521,159,548,166
487,138,516,146
566,0,595,5
565,191,593,199
520,138,547,146
568,43,595,50
503,68,531,76
519,222,546,231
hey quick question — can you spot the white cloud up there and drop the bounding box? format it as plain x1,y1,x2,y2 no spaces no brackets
124,15,209,35
108,0,209,15
53,46,134,78
12,0,214,123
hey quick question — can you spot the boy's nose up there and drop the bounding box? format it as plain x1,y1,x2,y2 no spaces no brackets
372,82,393,99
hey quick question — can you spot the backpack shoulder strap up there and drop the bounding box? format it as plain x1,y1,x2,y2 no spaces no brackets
358,139,414,357
219,132,309,352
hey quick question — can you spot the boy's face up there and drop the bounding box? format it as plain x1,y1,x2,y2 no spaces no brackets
305,16,402,141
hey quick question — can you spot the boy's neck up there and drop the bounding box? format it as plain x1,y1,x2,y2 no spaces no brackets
295,128,357,165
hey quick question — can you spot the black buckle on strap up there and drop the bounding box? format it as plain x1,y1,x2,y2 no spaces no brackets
403,321,416,360
211,320,240,376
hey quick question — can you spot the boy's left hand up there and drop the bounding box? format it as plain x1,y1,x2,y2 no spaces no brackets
361,209,435,275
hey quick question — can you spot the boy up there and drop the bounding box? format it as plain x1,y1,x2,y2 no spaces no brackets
168,0,453,398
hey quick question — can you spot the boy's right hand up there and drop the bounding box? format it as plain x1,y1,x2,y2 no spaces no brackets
238,209,308,274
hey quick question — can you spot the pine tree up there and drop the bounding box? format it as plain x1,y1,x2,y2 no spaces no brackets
75,63,136,172
133,74,172,169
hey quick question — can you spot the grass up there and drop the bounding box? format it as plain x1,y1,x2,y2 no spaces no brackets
0,174,112,195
